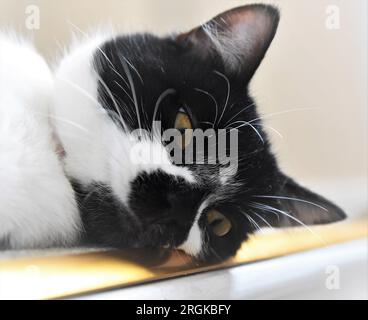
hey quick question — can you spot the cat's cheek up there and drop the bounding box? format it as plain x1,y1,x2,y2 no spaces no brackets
177,219,204,258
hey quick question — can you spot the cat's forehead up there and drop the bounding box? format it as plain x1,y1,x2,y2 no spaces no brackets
100,34,225,89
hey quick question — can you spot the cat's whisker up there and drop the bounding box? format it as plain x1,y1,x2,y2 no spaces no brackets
141,96,151,132
118,55,143,132
121,55,144,85
223,101,257,128
56,131,91,142
152,88,176,137
103,60,142,124
214,70,230,126
66,20,123,84
57,77,101,108
229,121,264,144
33,112,91,136
226,120,249,128
248,202,280,221
253,124,283,138
97,74,129,132
243,212,263,233
252,195,328,212
229,102,236,110
113,80,135,105
66,20,138,131
200,121,215,127
58,75,133,132
105,106,134,129
122,56,150,131
248,107,317,124
249,209,274,229
208,245,224,262
66,20,121,78
34,111,92,134
111,100,134,131
110,66,130,88
250,202,326,244
49,118,90,135
194,88,219,128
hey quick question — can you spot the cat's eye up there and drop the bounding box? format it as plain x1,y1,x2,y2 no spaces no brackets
206,210,232,237
174,107,193,149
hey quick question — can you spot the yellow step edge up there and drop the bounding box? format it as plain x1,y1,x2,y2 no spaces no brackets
0,218,366,299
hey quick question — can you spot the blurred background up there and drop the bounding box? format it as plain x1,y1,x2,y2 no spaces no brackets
0,0,367,217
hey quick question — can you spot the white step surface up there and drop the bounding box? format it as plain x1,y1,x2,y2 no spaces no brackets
79,238,367,300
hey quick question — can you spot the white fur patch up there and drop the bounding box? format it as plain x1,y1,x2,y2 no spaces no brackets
219,162,238,185
0,34,81,248
178,200,208,257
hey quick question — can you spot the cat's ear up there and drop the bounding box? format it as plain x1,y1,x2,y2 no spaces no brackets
254,174,346,228
176,4,280,78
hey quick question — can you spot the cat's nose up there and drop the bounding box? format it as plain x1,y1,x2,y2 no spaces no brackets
128,170,204,219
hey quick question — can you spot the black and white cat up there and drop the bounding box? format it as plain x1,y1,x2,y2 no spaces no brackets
0,4,345,261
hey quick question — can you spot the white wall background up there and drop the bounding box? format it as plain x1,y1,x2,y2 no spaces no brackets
0,0,367,216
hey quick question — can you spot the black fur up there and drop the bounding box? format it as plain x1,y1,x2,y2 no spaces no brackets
75,4,346,262
0,235,10,250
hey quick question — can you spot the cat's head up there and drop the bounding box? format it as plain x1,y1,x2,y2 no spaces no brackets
53,4,346,262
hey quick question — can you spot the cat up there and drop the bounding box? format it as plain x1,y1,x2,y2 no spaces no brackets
0,4,345,261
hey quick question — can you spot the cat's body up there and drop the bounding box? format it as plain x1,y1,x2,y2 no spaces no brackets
0,35,80,249
0,5,346,261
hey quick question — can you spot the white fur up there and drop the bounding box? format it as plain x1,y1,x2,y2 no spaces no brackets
202,23,246,70
0,34,81,248
178,200,208,256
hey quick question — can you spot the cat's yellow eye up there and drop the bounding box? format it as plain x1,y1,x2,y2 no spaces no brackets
206,210,232,237
174,109,193,149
